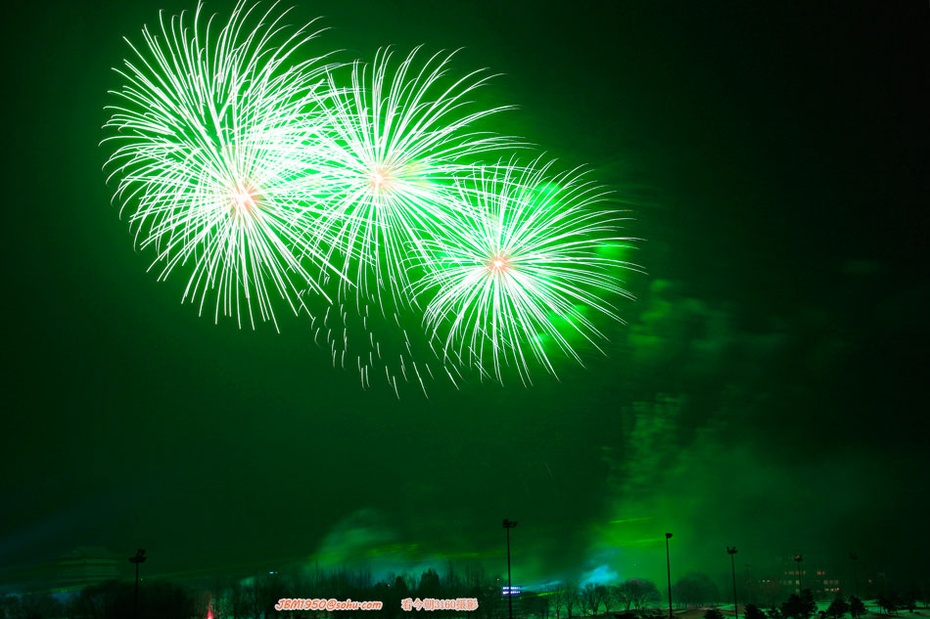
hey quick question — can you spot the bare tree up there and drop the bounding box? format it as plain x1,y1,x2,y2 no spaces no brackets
615,582,634,611
579,583,599,616
565,579,579,618
675,573,721,609
597,584,613,615
629,579,661,610
550,584,568,619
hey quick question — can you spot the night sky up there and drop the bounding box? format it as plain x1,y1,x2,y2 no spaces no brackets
3,0,929,596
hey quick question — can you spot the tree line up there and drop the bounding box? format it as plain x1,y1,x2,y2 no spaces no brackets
2,563,928,619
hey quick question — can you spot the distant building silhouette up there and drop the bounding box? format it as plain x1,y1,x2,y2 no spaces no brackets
776,555,841,598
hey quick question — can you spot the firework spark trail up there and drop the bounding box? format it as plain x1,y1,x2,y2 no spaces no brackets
103,0,350,330
304,46,522,309
411,157,640,385
306,267,471,398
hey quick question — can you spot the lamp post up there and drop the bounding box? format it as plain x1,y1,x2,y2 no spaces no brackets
727,546,739,619
793,554,803,596
503,519,518,619
129,548,146,619
665,533,673,619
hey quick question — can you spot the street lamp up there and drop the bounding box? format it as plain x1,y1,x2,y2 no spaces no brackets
129,548,146,619
793,554,803,596
727,546,739,619
665,533,673,619
503,519,518,619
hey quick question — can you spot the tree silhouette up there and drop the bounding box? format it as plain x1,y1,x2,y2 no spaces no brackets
597,584,613,615
848,596,866,619
614,582,635,611
675,573,721,608
800,590,817,618
826,595,850,619
564,579,579,618
877,595,897,616
143,581,197,619
745,602,768,619
372,580,400,619
615,579,661,611
549,583,568,619
68,579,195,619
579,583,600,616
782,591,817,619
3,592,65,619
631,579,661,609
418,568,441,599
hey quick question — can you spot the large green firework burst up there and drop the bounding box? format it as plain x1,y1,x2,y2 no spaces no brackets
411,157,639,385
102,2,640,394
103,0,347,330
306,46,521,308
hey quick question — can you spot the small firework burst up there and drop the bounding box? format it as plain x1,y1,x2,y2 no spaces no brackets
411,157,639,384
103,0,347,329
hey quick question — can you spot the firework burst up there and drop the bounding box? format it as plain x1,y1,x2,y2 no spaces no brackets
305,47,521,307
103,0,347,330
411,157,639,384
101,3,641,392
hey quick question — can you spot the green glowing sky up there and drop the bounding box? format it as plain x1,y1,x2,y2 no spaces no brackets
3,0,928,597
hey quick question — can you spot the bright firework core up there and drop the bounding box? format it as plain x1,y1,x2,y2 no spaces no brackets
487,252,513,275
229,180,263,218
368,165,396,193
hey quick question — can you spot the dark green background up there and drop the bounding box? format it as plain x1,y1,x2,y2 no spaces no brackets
3,0,928,592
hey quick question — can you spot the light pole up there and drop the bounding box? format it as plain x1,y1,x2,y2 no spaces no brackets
665,533,673,619
503,519,518,619
129,548,146,619
793,554,803,596
727,546,739,619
